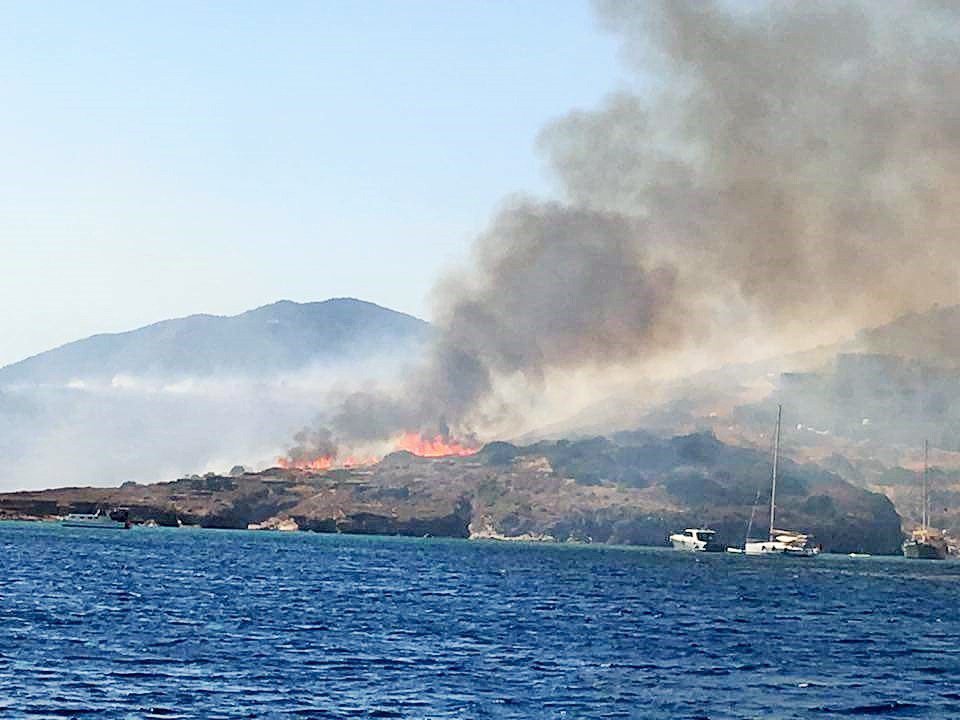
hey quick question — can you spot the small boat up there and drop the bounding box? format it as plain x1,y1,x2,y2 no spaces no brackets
669,528,725,552
737,405,820,558
60,507,131,530
903,441,947,560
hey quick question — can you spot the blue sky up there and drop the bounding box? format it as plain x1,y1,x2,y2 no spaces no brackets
0,0,624,366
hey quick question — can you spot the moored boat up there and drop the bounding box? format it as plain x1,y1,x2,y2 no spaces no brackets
736,405,820,558
744,529,819,557
903,530,947,560
669,528,725,552
903,441,947,560
60,508,131,530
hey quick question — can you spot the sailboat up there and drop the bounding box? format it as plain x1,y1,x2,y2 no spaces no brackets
902,441,947,560
740,405,820,557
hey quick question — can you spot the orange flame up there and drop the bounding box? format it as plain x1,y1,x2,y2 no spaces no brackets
394,431,479,458
277,432,477,470
277,455,334,471
277,454,377,471
339,455,379,468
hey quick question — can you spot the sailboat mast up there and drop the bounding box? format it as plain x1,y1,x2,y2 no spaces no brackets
922,440,929,531
769,404,782,542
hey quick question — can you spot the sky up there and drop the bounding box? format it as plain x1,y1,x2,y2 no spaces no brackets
0,0,624,367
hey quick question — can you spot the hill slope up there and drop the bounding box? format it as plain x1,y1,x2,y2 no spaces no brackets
856,305,960,367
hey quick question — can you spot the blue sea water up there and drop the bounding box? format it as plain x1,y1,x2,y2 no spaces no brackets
1,523,959,719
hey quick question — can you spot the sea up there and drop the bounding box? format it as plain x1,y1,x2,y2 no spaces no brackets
2,522,959,720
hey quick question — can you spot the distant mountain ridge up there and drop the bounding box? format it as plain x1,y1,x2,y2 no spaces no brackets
0,298,431,385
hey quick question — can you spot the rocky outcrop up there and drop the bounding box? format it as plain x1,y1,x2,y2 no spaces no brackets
248,516,299,531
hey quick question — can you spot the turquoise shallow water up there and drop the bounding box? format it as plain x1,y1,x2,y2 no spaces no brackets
1,522,959,719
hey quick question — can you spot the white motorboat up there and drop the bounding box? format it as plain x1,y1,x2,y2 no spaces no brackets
60,508,131,530
669,528,725,552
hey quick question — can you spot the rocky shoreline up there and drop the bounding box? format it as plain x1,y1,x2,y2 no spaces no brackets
0,433,907,554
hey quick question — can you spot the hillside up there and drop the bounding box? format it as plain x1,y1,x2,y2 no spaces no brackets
0,298,430,385
0,431,904,554
546,305,960,442
536,304,960,538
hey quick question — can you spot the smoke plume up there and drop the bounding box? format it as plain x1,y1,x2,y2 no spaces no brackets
284,428,339,466
291,0,960,458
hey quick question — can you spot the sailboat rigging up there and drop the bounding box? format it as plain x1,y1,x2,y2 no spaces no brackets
736,405,820,557
902,440,947,560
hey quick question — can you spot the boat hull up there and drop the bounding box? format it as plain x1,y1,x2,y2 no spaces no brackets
743,540,819,557
903,540,946,560
669,530,725,552
670,538,725,552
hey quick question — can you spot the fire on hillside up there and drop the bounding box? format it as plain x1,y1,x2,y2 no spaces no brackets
277,431,479,471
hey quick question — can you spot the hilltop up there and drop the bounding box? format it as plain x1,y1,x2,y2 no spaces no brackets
0,298,430,385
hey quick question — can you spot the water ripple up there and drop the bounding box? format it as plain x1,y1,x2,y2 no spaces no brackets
2,524,960,718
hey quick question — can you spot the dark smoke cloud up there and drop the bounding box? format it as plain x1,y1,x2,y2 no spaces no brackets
285,427,338,464
547,0,960,324
312,201,680,448
297,0,960,453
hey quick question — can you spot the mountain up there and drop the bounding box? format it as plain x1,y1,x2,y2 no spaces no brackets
0,298,431,491
0,430,903,554
0,298,430,385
